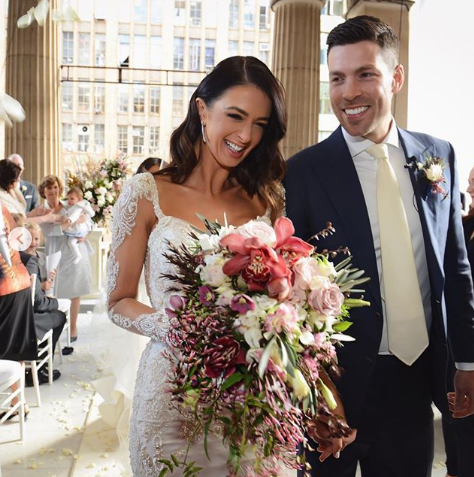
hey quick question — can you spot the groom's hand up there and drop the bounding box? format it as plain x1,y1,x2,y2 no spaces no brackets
450,370,474,418
307,419,357,462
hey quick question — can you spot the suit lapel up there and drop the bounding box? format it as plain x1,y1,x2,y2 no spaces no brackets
310,128,382,312
398,128,443,277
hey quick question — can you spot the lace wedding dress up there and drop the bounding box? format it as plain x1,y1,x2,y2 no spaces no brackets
107,173,272,476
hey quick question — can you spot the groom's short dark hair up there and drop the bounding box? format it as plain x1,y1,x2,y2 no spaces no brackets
327,15,399,67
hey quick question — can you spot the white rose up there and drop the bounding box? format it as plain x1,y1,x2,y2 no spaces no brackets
235,220,277,246
199,255,228,287
426,164,443,182
99,186,107,195
198,234,221,252
84,191,93,200
85,180,93,189
97,198,105,207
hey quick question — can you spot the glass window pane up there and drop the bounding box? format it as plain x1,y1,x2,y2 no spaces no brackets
228,40,239,56
78,33,91,66
118,125,129,153
94,124,105,152
78,124,90,152
190,0,201,27
259,0,270,30
229,0,239,28
95,33,106,66
78,83,91,112
149,87,160,114
118,84,129,112
243,0,255,29
189,38,201,71
133,35,147,68
205,39,216,69
94,85,105,113
172,85,183,116
119,34,130,66
62,31,74,64
133,85,145,113
62,123,73,151
149,36,162,68
151,0,162,23
174,1,186,26
243,41,254,55
62,82,73,111
319,82,332,114
134,0,147,22
132,126,145,155
149,126,160,152
173,37,184,70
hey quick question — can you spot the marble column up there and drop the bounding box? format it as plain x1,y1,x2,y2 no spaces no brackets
346,0,415,129
271,0,324,159
5,0,61,185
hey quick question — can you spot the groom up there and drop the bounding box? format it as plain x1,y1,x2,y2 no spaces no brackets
285,15,474,477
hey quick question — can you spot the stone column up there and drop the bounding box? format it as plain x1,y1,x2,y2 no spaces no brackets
5,0,60,185
346,0,415,129
271,0,324,159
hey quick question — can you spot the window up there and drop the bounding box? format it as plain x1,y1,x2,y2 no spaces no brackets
78,83,91,112
62,82,73,111
95,33,106,66
118,84,129,112
149,87,160,114
134,0,147,22
243,0,255,29
62,123,73,151
149,126,160,152
318,130,332,142
243,41,254,55
151,0,162,23
149,36,162,68
118,34,130,66
118,125,128,153
205,0,218,27
259,0,270,30
320,33,328,66
322,0,344,16
228,40,239,56
173,37,185,70
172,85,184,117
205,39,216,69
319,82,332,114
94,85,105,113
78,33,91,66
62,31,73,64
133,35,147,68
258,42,269,64
118,0,132,22
229,0,239,28
94,124,105,152
189,38,201,71
133,85,145,113
78,124,90,152
132,126,145,154
174,0,186,25
190,0,201,26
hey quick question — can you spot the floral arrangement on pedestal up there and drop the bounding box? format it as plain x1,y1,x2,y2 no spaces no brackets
66,154,131,227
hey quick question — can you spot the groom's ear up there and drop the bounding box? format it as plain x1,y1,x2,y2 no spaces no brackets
391,64,405,94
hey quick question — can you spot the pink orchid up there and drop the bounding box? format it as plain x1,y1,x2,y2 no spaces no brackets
274,217,314,267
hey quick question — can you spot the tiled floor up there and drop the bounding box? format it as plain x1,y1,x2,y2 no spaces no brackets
0,302,450,477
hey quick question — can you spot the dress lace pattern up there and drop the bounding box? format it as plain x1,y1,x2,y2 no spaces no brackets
106,173,271,476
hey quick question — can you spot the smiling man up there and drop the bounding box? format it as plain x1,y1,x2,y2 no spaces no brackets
285,15,474,477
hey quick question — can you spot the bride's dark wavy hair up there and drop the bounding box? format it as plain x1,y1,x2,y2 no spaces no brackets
161,56,287,222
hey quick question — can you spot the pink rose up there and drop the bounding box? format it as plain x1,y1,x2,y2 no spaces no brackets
235,220,277,246
264,303,299,335
308,283,344,317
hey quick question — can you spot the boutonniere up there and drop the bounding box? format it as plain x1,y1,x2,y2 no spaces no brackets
20,185,27,192
405,155,448,200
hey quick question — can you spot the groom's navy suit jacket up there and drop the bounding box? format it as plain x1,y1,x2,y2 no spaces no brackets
285,126,474,426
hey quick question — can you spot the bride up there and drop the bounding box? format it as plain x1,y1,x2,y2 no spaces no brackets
107,56,288,476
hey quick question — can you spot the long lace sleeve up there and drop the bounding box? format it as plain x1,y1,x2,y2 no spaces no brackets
107,174,169,341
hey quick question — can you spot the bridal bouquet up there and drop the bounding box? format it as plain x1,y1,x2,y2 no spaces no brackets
161,217,369,477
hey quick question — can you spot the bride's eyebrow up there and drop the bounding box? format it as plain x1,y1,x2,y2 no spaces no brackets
224,106,269,122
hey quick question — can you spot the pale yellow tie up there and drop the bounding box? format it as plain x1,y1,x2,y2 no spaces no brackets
366,143,429,366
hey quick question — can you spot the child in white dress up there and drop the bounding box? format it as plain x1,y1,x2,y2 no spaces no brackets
64,187,95,264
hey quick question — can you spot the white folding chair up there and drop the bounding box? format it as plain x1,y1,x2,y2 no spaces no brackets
24,274,54,407
0,360,25,442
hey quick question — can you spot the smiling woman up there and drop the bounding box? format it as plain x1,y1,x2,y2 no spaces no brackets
106,55,288,476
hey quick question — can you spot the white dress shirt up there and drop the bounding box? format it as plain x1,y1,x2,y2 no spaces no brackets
342,121,432,355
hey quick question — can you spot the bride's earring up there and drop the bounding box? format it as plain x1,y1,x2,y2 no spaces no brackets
201,121,207,144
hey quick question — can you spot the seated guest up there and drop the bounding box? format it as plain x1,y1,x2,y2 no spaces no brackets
19,249,68,384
